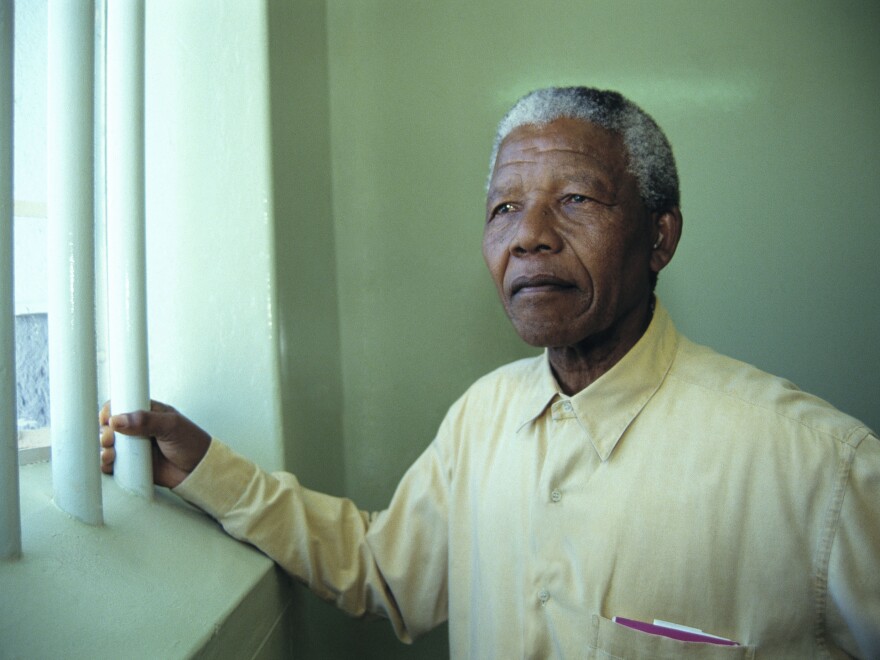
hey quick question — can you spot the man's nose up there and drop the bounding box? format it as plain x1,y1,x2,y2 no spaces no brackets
511,203,563,255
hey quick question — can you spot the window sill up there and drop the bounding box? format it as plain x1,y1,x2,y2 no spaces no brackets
17,427,50,465
0,460,293,658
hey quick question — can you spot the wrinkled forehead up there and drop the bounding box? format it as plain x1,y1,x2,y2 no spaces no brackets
489,118,630,190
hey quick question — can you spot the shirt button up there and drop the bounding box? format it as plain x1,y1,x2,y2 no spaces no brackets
562,401,573,412
538,589,550,605
550,489,562,503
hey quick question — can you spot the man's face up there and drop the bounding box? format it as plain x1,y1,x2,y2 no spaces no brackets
483,117,656,349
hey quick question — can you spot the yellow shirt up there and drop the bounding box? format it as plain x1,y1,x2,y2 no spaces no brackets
176,303,879,658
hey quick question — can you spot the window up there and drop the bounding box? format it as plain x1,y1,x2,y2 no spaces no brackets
7,0,151,532
13,0,50,463
12,0,110,465
13,205,50,462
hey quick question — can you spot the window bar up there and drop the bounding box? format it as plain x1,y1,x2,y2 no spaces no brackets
106,0,152,498
0,0,21,559
47,0,103,525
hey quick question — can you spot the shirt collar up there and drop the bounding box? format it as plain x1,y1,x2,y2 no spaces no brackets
516,299,679,461
515,352,560,431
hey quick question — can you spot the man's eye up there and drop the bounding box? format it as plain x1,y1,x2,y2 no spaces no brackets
566,194,590,204
492,203,515,217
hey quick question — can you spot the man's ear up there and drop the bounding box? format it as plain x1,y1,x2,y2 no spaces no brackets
650,206,683,275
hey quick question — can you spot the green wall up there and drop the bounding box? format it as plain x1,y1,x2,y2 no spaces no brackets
270,1,879,657
268,0,346,497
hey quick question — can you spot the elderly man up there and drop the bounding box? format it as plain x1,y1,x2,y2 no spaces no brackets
101,87,879,658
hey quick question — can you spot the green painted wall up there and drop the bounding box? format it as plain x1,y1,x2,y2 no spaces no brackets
267,0,346,497
269,1,879,657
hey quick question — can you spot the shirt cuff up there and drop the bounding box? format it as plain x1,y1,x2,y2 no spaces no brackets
172,438,259,518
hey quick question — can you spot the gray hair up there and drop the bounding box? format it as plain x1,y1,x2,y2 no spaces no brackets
488,87,680,213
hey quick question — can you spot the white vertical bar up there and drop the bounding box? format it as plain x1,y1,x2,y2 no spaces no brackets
47,0,103,526
0,0,21,560
106,0,151,498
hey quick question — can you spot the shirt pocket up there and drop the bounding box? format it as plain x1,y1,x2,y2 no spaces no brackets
588,615,756,659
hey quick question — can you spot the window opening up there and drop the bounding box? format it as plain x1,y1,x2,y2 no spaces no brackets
13,0,110,464
13,0,50,462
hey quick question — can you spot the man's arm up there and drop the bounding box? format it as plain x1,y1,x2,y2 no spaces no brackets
173,438,450,641
100,401,451,642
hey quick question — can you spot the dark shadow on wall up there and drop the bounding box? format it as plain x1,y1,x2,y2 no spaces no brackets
266,0,450,657
266,0,345,496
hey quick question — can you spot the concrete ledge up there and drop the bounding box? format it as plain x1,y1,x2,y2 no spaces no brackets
0,461,292,659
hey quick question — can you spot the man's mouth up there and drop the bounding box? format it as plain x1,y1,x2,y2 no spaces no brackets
510,274,576,296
